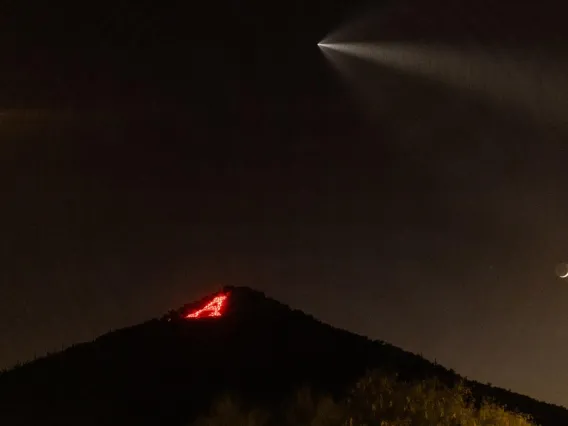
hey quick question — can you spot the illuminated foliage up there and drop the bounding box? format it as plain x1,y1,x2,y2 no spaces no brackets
194,371,537,426
194,395,270,426
185,294,229,319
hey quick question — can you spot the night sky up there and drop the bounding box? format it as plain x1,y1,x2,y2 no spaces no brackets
2,0,568,408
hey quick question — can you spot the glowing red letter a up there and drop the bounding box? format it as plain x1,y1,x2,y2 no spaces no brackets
185,294,228,319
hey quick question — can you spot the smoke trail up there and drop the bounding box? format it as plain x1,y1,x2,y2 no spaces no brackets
320,42,568,128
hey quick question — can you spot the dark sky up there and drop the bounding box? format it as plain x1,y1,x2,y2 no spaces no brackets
2,0,568,408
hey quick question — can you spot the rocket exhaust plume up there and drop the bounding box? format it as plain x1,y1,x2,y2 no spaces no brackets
319,41,568,128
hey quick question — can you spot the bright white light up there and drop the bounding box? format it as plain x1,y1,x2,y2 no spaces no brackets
317,42,334,48
556,263,568,279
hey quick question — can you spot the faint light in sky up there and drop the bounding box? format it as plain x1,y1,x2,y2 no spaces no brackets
319,41,568,128
555,263,568,279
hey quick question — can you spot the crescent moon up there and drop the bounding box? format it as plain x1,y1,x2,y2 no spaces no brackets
555,263,568,278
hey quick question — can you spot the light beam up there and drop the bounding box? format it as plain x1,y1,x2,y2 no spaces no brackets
319,41,568,127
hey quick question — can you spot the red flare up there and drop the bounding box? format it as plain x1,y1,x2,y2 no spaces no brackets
185,294,228,319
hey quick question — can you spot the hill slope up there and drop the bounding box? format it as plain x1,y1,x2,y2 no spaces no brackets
0,286,566,425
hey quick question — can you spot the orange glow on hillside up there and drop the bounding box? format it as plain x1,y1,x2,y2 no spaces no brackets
185,294,228,319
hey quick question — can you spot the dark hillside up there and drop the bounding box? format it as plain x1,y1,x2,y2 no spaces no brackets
0,286,567,426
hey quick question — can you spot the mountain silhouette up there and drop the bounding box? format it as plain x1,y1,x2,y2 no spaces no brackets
0,286,567,426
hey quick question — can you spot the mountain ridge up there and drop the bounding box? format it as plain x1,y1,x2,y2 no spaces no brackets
0,286,566,425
